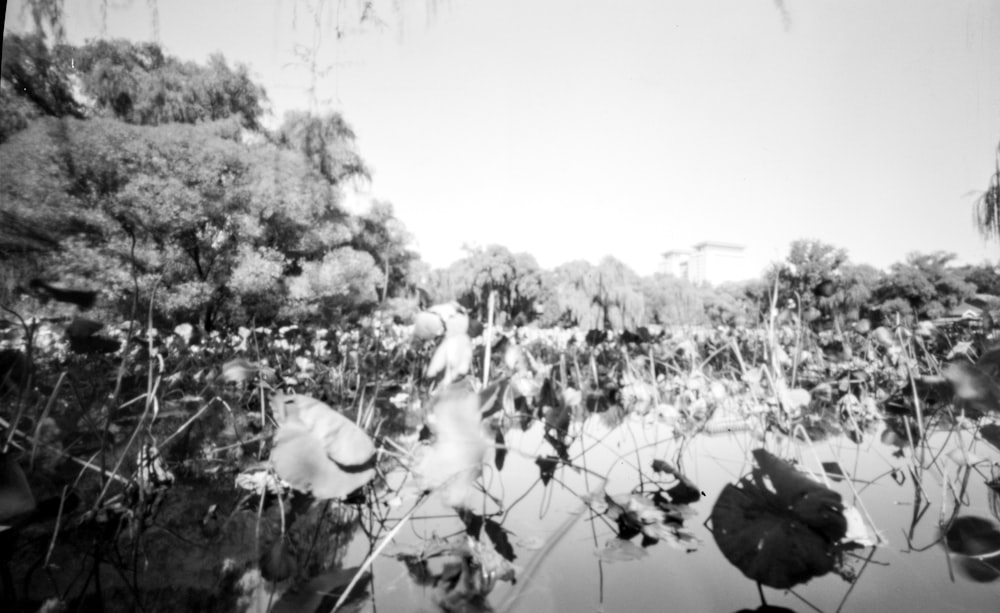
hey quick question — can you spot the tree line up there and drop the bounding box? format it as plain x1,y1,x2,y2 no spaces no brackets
422,241,999,331
2,34,997,333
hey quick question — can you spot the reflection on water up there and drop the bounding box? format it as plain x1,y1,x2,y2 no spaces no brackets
350,416,1000,612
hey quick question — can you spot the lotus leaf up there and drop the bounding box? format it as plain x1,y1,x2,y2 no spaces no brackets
426,334,473,384
270,393,376,500
412,384,487,508
711,449,847,589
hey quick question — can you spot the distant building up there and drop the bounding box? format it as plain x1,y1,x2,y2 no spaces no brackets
660,241,747,285
660,249,691,279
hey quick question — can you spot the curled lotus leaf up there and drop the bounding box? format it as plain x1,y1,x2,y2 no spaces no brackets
270,393,375,500
426,334,473,384
413,310,446,341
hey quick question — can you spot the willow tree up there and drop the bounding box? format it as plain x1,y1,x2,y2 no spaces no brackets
975,142,999,242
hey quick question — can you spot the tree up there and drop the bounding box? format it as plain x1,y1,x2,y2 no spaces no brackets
771,239,849,310
283,247,384,321
960,262,1000,296
0,109,387,328
427,245,548,323
70,38,267,130
541,260,602,328
641,273,707,326
350,200,417,302
0,33,86,142
593,256,646,330
874,252,975,321
538,258,647,330
832,263,882,321
275,111,370,187
1,34,270,139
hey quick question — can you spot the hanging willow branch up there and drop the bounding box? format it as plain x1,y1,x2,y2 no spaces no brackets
974,141,1000,241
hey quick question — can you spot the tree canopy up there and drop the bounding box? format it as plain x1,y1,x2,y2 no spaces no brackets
0,35,414,328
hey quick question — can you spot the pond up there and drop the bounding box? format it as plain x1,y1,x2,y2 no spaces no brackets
344,415,1000,613
6,323,1000,613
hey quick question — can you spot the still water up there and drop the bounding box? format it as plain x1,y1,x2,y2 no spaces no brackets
348,416,1000,613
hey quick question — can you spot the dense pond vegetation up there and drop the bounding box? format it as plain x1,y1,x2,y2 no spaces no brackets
3,302,1000,613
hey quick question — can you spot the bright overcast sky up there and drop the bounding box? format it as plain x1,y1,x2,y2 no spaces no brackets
5,0,1000,278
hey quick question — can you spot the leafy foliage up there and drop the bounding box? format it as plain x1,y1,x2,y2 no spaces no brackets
428,245,549,324
275,110,370,186
873,252,976,321
0,35,414,328
711,449,848,589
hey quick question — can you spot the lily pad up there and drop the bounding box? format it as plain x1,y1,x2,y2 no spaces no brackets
945,516,1000,558
711,449,847,589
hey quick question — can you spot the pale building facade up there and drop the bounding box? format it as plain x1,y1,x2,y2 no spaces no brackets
660,241,747,285
660,249,691,279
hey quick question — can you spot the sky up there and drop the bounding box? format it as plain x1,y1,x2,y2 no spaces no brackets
5,0,1000,278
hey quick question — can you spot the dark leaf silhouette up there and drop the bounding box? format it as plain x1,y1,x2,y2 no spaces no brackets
459,509,484,538
68,335,120,355
981,424,1000,452
652,459,703,504
479,378,507,419
28,279,97,310
976,345,1000,379
544,430,571,463
945,516,1000,583
494,429,507,471
813,279,835,298
711,449,848,589
536,456,558,485
65,317,104,339
666,480,702,506
945,516,1000,557
822,462,846,482
64,317,119,354
954,555,1000,583
944,361,1000,417
0,350,30,395
751,449,847,540
259,540,296,582
0,452,36,528
651,459,674,474
484,519,516,562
